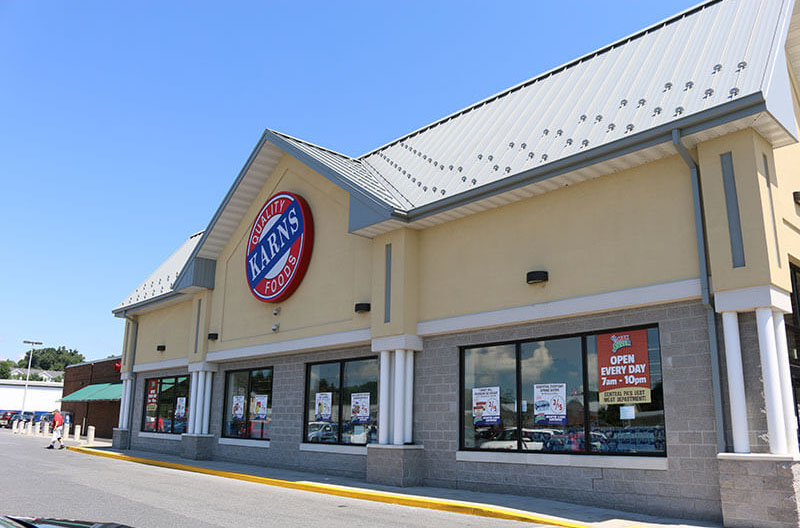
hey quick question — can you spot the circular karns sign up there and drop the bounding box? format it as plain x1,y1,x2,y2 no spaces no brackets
245,192,314,303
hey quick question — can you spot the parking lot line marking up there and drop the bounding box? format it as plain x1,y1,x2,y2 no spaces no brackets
66,446,591,527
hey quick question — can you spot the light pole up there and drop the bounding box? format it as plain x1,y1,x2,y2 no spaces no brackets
21,340,42,413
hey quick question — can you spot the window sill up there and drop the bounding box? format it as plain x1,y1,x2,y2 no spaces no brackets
138,431,182,441
218,437,270,448
456,451,668,470
299,443,367,455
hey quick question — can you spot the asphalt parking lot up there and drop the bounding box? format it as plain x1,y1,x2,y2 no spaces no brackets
0,429,538,528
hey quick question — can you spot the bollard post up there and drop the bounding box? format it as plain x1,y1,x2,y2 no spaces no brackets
73,424,81,442
44,422,51,437
12,420,18,434
87,425,95,445
25,421,32,435
35,421,42,436
62,422,70,441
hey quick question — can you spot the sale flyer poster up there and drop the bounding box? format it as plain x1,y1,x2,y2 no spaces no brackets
533,383,567,425
472,386,501,426
597,328,651,404
232,395,245,419
253,395,268,419
175,397,186,419
146,380,159,412
351,392,370,424
315,392,332,422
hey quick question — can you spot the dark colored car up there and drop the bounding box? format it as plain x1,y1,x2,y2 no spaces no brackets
0,411,19,428
2,516,133,527
8,412,35,427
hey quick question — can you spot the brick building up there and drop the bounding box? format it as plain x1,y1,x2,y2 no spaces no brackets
62,356,121,438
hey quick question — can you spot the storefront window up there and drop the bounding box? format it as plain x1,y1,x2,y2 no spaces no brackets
461,325,666,456
305,358,378,445
223,368,273,440
141,376,189,434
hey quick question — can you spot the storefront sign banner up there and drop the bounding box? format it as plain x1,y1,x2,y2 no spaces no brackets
350,392,370,424
597,328,652,404
254,395,268,419
146,380,159,412
315,392,332,422
533,383,567,425
245,192,314,303
472,386,501,426
175,397,186,419
232,395,245,419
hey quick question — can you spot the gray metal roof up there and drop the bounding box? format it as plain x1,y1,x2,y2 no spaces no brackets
115,231,203,311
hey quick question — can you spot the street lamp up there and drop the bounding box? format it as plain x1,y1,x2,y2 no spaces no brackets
21,340,42,413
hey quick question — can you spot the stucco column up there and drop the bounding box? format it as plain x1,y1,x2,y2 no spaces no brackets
721,311,750,453
193,371,206,436
404,350,414,444
392,349,406,445
117,380,127,429
756,307,788,454
188,372,196,434
202,371,213,435
773,312,799,455
378,351,391,445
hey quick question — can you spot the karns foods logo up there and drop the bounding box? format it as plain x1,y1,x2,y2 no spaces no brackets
610,334,632,354
245,192,314,303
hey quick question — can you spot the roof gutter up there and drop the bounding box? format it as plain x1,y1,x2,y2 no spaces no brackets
672,128,727,454
404,93,767,224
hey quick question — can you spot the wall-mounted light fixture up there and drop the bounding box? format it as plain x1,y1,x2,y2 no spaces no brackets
793,191,800,206
207,333,219,340
273,307,281,316
526,270,549,284
354,303,371,313
272,323,279,332
156,345,166,352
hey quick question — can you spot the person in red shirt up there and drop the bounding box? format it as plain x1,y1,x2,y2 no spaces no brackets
46,409,64,450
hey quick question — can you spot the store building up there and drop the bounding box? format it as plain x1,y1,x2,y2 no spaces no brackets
112,1,800,525
0,379,63,414
60,357,122,438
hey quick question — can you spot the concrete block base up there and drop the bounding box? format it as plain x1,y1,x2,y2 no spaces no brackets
718,454,800,528
366,444,424,487
181,434,214,460
112,428,129,450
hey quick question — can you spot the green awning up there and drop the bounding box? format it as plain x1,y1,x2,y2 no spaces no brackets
60,382,122,402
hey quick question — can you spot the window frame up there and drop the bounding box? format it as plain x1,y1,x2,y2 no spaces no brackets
221,366,274,441
140,375,190,435
459,323,665,458
302,356,379,446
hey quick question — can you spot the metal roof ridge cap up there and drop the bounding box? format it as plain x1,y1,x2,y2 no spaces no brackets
405,93,766,222
268,128,357,160
356,0,723,159
111,290,188,316
360,158,415,210
170,131,272,292
262,130,398,215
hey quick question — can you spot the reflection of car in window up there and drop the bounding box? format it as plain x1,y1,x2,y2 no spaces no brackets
307,421,337,442
478,428,562,450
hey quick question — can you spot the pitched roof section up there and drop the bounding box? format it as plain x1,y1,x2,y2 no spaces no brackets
115,231,203,312
360,0,794,208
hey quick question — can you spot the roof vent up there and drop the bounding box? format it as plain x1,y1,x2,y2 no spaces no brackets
664,82,672,91
520,143,527,149
528,152,535,159
556,129,563,136
653,107,662,116
581,139,589,148
637,98,646,107
625,124,634,133
417,181,422,187
449,165,454,170
737,61,747,71
595,115,602,123
477,154,483,160
620,99,628,107
441,190,446,195
607,123,615,131
565,138,573,146
579,114,587,122
462,176,467,182
713,64,722,73
487,155,493,161
433,161,437,167
440,165,444,170
704,88,714,98
685,81,694,90
674,106,684,116
422,155,427,160
543,129,549,136
505,166,511,173
458,166,463,172
432,186,437,192
423,186,427,191
729,87,739,97
493,165,499,171
471,179,477,185
508,142,515,148
541,154,548,161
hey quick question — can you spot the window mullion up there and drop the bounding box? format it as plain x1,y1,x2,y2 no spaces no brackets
582,335,591,453
338,361,345,444
516,343,523,452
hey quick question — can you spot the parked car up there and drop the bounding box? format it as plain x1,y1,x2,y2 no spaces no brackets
0,411,19,428
35,413,53,424
4,516,132,527
479,428,561,450
8,412,35,428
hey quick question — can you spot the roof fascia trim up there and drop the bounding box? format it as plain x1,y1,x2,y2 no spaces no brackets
262,129,397,218
112,290,190,316
405,93,768,223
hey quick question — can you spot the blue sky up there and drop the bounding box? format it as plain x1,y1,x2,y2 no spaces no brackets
0,1,700,362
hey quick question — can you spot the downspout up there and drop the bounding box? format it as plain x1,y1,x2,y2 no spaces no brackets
122,313,138,450
672,129,728,453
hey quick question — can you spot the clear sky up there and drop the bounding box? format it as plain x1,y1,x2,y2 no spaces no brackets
0,1,701,362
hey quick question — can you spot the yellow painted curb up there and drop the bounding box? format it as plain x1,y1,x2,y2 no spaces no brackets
67,446,592,527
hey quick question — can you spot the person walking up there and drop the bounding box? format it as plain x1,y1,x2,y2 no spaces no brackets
46,409,64,450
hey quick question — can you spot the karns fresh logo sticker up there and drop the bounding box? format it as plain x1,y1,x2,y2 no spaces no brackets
610,334,632,353
245,192,314,303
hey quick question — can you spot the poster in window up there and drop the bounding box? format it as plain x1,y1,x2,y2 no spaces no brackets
597,329,651,404
253,395,268,420
315,392,332,422
472,386,501,426
232,395,245,419
175,397,186,419
533,383,567,426
351,392,370,424
146,380,159,412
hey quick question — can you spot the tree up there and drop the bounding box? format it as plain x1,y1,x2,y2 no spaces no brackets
16,346,84,371
0,359,14,379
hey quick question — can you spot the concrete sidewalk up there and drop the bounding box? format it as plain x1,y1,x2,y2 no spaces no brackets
71,445,720,528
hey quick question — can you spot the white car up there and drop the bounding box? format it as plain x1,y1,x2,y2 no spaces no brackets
479,428,561,450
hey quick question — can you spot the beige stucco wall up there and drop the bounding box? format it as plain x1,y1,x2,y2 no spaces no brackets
206,154,372,353
773,77,800,277
415,154,700,322
134,300,194,364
